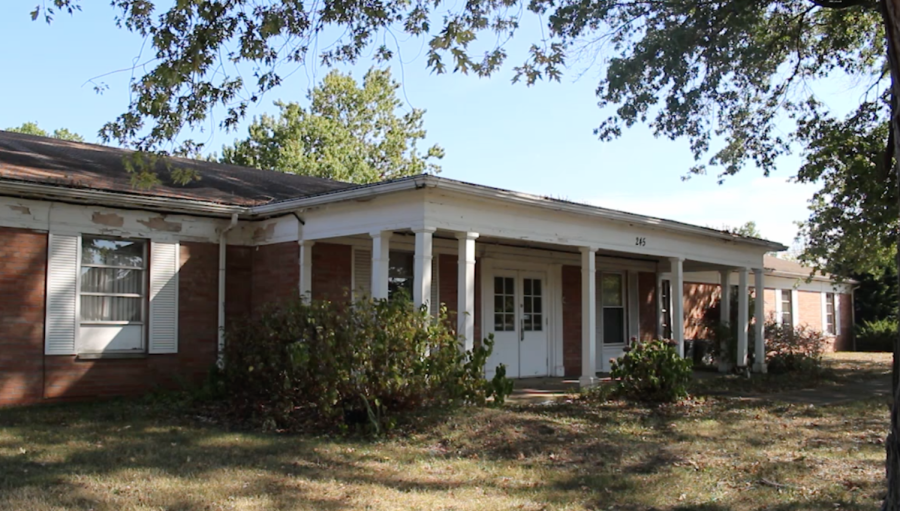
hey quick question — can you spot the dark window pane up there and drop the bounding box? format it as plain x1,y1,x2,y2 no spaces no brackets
602,274,623,306
524,279,532,296
532,314,542,331
533,279,542,296
494,315,504,331
603,308,625,344
81,267,143,294
504,314,515,332
388,251,414,299
82,237,145,267
494,277,504,294
494,295,504,313
81,296,142,322
505,277,514,295
504,296,515,314
533,297,542,314
524,296,532,314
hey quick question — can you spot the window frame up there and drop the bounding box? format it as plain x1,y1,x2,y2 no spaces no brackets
78,235,148,327
824,292,836,336
779,289,794,328
600,271,627,345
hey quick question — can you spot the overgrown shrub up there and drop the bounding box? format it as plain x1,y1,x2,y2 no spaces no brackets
856,319,897,352
764,323,827,374
222,297,512,432
609,340,693,403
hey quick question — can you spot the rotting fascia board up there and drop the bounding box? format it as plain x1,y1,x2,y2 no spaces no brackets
0,181,248,218
249,175,787,252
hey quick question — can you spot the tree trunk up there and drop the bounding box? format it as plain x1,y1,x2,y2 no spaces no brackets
882,1,900,509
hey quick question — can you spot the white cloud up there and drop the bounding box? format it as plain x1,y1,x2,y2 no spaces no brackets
581,177,818,246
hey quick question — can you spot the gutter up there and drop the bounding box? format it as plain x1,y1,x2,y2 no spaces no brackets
0,180,248,217
217,213,239,366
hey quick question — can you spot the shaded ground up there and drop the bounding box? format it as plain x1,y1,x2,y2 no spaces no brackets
0,359,892,511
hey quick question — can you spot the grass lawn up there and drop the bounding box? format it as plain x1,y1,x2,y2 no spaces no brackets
0,353,893,511
691,351,894,396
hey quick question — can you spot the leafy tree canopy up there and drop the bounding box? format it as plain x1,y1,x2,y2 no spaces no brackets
6,121,84,142
218,68,443,184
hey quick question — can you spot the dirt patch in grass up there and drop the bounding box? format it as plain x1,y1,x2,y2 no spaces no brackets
0,388,890,510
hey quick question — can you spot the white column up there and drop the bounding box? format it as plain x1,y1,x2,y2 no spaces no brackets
413,228,435,309
670,257,685,358
736,268,749,368
370,231,392,299
457,232,478,351
580,246,598,388
299,240,315,301
655,270,664,338
718,268,732,373
752,268,767,373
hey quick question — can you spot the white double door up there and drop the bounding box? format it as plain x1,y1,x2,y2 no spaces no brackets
486,270,548,379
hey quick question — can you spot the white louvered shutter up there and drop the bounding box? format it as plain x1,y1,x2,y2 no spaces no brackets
45,233,79,355
353,249,372,300
148,241,180,354
430,254,440,315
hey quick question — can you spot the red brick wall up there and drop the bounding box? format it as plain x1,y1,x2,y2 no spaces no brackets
562,265,581,377
311,242,352,303
836,293,853,351
251,242,299,311
0,228,47,406
797,291,823,331
638,272,657,342
684,282,720,340
225,245,252,326
43,242,219,401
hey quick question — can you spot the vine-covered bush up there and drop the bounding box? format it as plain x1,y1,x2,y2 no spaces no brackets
222,297,512,432
609,340,693,403
764,323,827,374
856,319,897,352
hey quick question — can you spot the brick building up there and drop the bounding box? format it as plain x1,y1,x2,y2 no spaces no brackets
0,131,853,405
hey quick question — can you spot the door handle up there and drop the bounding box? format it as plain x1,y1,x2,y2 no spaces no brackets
520,318,524,341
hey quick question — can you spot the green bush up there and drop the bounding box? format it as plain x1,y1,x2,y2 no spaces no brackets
856,319,897,352
222,297,511,433
609,340,693,403
764,323,826,374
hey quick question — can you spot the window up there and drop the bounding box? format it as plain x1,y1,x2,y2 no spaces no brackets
523,278,542,331
80,236,146,324
660,279,672,339
780,289,793,327
602,273,626,344
493,276,515,332
825,293,836,335
388,251,414,299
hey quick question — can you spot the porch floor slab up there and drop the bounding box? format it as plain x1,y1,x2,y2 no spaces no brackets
508,376,611,405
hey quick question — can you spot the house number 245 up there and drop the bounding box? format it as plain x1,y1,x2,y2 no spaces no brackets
635,237,647,247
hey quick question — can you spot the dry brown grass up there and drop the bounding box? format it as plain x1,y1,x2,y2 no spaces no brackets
0,377,892,511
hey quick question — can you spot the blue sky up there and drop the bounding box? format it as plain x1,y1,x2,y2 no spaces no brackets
0,2,861,247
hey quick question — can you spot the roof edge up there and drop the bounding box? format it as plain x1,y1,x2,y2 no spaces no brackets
0,180,248,217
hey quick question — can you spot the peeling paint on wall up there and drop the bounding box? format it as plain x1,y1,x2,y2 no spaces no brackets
252,223,276,242
8,205,31,215
92,212,125,227
138,216,183,233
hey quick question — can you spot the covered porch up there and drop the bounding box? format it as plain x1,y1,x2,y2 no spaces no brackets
275,176,782,386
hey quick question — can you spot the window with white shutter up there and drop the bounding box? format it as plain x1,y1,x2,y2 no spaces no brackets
148,241,180,354
79,236,147,353
45,233,79,355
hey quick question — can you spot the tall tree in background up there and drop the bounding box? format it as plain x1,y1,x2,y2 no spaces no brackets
7,121,84,142
27,1,900,506
219,68,443,184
